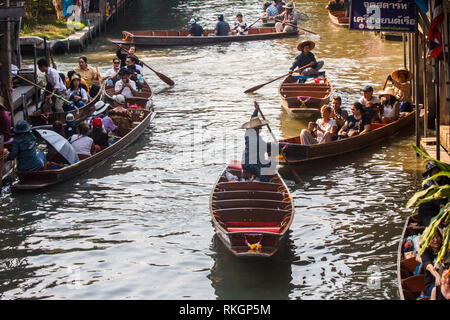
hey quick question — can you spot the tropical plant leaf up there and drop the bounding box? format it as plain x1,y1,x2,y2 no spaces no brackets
412,144,450,172
405,184,440,208
422,171,450,186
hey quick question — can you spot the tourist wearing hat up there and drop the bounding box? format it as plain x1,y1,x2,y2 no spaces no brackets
93,101,111,117
377,87,399,124
0,96,12,143
90,118,109,151
359,85,381,108
387,67,413,113
288,40,324,76
114,68,138,100
109,94,133,137
187,18,204,37
66,73,89,110
241,107,274,182
37,58,67,114
215,13,231,36
6,120,45,171
64,113,77,140
274,2,298,33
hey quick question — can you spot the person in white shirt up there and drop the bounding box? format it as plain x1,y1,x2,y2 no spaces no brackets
359,85,381,107
300,105,338,145
105,58,121,79
37,58,67,113
70,122,95,157
114,68,138,99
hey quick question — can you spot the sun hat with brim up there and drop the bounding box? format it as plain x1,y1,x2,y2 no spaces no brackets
297,40,315,51
113,94,126,105
13,120,31,134
283,2,294,9
392,67,412,82
241,117,269,129
377,87,396,97
93,101,110,116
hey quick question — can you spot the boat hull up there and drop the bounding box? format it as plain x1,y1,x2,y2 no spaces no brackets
328,10,349,27
278,111,416,165
12,109,156,190
210,162,294,258
109,28,301,47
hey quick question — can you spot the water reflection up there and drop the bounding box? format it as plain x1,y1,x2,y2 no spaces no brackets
208,234,295,300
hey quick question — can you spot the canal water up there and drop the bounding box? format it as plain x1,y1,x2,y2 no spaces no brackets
1,0,426,299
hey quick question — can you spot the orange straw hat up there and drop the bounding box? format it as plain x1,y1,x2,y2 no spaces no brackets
392,67,412,81
297,40,315,51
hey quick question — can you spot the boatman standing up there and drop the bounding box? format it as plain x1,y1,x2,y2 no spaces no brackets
37,58,67,113
241,106,277,182
289,40,324,76
187,18,204,36
274,2,298,33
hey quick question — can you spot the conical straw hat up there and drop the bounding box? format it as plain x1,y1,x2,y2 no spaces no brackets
241,117,269,129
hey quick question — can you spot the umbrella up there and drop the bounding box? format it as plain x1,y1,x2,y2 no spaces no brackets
35,129,79,165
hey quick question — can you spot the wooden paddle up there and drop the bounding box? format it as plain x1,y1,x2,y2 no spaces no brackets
244,66,306,93
273,18,318,35
247,17,261,29
118,45,175,86
254,101,303,184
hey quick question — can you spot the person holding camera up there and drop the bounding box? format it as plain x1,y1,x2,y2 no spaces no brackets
66,74,89,110
299,105,337,145
337,102,371,139
114,68,138,100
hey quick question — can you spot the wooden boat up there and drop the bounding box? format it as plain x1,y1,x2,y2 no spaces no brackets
102,77,153,109
278,110,416,165
109,27,302,47
328,9,349,27
209,160,295,258
11,108,156,190
397,215,428,300
27,89,101,127
278,74,333,118
261,17,276,27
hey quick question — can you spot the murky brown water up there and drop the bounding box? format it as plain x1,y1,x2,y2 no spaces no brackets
1,0,425,299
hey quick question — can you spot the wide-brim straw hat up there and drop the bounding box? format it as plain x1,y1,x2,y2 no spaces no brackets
377,87,396,96
283,2,294,9
93,101,110,116
297,40,315,51
392,67,412,81
241,117,269,129
113,94,126,105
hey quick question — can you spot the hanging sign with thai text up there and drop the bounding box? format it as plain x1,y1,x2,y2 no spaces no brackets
349,0,417,33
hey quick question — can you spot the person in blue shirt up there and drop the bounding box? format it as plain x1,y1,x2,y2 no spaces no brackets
289,40,324,76
187,18,204,37
6,120,45,171
215,14,230,36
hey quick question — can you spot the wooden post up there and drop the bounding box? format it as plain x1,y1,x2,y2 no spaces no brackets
402,33,407,68
0,135,4,188
423,25,428,137
414,6,420,147
0,0,15,127
435,60,440,160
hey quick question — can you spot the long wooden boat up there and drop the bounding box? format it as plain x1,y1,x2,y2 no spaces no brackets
397,215,428,300
102,77,153,109
328,9,349,27
11,108,156,190
109,27,302,47
210,160,295,258
278,74,333,118
28,88,101,127
277,110,416,165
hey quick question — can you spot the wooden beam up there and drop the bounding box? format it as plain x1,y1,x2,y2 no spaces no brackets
0,7,25,19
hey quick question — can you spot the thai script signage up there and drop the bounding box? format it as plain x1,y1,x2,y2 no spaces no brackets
350,0,417,33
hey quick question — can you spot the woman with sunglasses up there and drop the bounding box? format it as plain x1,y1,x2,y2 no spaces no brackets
105,58,122,85
337,102,371,139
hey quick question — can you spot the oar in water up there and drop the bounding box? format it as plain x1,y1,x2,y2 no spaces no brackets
244,65,307,94
254,101,303,184
118,45,175,86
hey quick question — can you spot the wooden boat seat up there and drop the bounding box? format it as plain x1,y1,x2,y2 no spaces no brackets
214,199,290,209
401,274,425,293
225,221,279,227
227,227,281,233
213,190,285,201
217,181,283,192
401,257,419,274
214,208,290,223
370,123,386,130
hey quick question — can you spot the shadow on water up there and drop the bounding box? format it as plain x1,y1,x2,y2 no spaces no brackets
208,233,296,300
